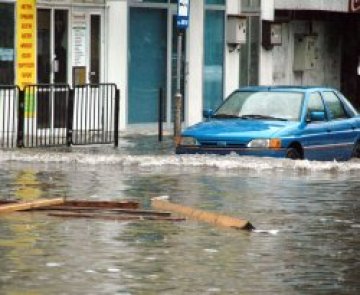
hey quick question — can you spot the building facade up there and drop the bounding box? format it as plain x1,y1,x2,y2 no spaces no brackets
0,0,359,132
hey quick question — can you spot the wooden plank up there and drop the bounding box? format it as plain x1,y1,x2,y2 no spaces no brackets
48,212,186,222
60,200,139,209
34,206,172,216
0,198,65,214
151,197,254,231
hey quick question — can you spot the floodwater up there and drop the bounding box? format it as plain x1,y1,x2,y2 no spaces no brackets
0,135,359,295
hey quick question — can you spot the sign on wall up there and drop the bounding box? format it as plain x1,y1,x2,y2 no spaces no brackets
349,0,360,12
16,0,36,90
72,13,87,67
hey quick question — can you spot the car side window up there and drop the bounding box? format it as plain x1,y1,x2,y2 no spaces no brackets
308,92,325,112
307,92,325,121
322,91,348,120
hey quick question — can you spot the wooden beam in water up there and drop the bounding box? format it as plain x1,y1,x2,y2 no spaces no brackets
0,198,65,214
48,212,185,222
151,197,254,231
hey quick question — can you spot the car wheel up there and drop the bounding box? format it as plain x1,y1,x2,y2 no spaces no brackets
352,142,360,158
286,147,301,160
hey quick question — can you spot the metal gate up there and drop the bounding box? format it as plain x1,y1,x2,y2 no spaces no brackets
0,83,119,148
72,84,119,145
0,85,19,148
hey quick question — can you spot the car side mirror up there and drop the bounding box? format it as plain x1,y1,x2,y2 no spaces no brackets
203,109,214,119
308,111,325,122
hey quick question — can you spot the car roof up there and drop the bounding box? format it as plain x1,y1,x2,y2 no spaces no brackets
239,86,337,93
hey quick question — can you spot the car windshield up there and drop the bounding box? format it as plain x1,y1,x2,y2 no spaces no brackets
214,91,304,121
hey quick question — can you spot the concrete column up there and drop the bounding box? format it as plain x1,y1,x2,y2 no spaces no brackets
186,0,204,127
225,0,240,96
259,0,274,85
106,0,127,130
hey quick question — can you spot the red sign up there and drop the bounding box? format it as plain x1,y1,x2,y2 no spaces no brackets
349,0,360,12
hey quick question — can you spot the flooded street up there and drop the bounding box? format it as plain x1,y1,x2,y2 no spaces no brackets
0,136,359,294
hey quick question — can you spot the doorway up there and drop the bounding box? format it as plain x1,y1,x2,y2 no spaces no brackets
37,9,68,129
128,6,187,126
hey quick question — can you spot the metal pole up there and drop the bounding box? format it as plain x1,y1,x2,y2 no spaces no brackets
114,88,120,147
174,30,183,146
158,87,164,142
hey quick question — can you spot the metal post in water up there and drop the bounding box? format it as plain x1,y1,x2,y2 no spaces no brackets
174,30,183,146
158,88,164,142
114,88,120,147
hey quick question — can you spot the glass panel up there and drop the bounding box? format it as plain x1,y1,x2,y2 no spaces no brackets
37,9,51,83
206,0,225,5
142,0,167,3
204,10,224,110
54,10,68,84
129,8,167,123
241,0,261,12
215,91,304,121
37,9,51,128
90,15,101,84
322,92,347,119
0,3,15,85
307,92,325,113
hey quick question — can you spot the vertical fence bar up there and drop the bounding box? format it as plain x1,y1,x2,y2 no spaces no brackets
158,87,164,142
67,88,74,147
114,87,120,147
17,89,24,148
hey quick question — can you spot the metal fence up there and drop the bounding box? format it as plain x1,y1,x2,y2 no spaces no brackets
0,83,119,149
0,85,19,148
72,84,119,145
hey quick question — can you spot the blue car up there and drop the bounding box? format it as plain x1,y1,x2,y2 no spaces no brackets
176,86,360,161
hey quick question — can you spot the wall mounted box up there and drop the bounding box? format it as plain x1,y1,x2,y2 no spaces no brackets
293,34,318,71
262,21,282,50
227,15,247,45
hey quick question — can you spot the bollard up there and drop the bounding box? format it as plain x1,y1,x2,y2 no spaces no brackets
158,88,164,142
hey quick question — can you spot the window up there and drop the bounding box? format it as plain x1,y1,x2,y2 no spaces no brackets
0,3,15,85
204,8,225,110
322,92,348,119
307,92,325,112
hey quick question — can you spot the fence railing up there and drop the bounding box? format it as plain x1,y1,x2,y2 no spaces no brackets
0,85,19,148
0,83,119,148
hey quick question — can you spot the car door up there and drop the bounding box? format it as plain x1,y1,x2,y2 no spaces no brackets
301,92,334,161
321,91,357,160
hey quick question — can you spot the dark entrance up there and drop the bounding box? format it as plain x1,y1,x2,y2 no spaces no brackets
341,15,360,110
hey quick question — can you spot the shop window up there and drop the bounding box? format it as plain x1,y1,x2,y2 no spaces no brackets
241,0,261,12
0,3,15,85
206,0,225,5
204,9,225,110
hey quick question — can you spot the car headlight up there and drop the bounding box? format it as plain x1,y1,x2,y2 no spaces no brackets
180,136,198,146
247,138,281,149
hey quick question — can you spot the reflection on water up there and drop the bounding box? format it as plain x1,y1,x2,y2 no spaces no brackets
0,141,359,294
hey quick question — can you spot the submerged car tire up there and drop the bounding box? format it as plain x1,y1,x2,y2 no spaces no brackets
352,142,360,158
286,147,302,160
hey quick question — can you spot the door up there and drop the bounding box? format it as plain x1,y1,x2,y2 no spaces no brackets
128,7,187,125
129,8,167,124
37,9,68,129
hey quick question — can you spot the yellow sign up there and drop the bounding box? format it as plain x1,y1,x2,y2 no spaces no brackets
16,0,36,90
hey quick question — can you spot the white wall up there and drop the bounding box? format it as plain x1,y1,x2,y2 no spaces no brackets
106,0,127,130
